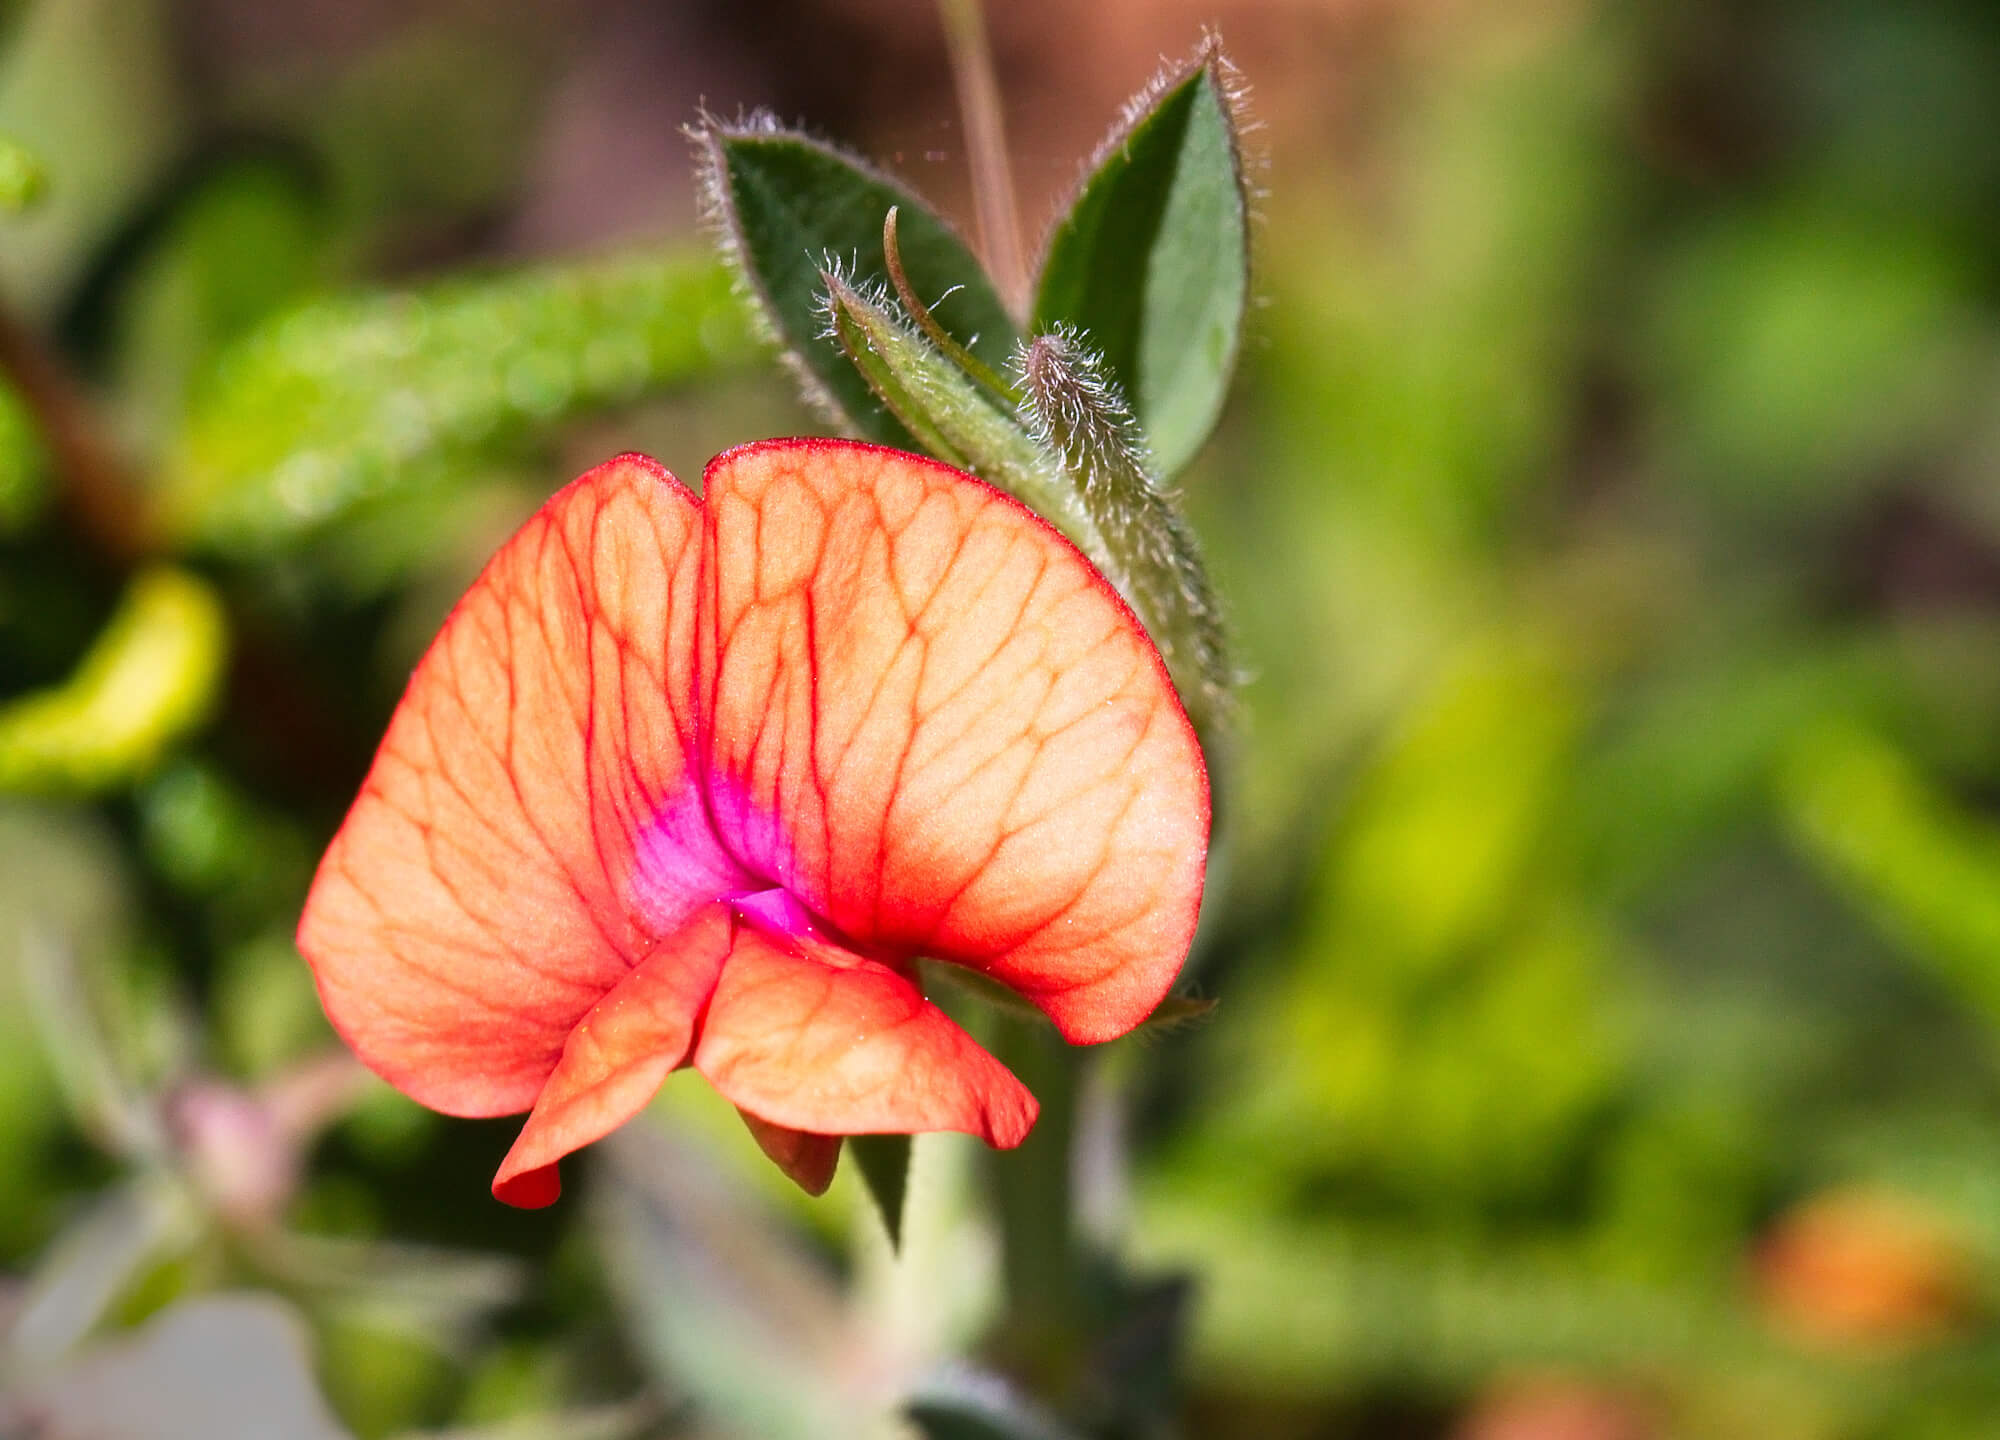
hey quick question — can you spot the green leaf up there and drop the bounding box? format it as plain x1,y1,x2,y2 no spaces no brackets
158,250,752,554
696,118,1019,443
1033,40,1251,478
0,567,228,795
847,1134,910,1250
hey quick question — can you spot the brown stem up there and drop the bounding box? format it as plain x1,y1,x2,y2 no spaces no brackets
0,297,151,562
937,0,1029,321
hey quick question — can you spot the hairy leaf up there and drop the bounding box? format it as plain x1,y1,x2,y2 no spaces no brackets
1033,41,1251,478
697,118,1018,442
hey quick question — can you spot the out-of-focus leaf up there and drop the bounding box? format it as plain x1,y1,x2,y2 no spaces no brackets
904,1367,1083,1440
246,1230,525,1351
316,1312,454,1440
1779,720,2000,1027
0,567,227,794
0,805,137,1242
594,1125,879,1440
1130,1188,1830,1406
209,931,331,1079
0,0,183,319
138,760,313,937
1322,639,1582,969
312,16,550,235
334,1083,440,1171
696,118,1018,444
849,1134,910,1251
0,378,49,535
17,927,161,1160
2,1178,198,1379
1223,900,1626,1212
270,1230,525,1438
1180,634,1628,1212
110,157,326,452
1572,639,1914,901
12,1292,354,1440
1650,213,1974,508
415,1396,664,1440
159,252,752,554
0,134,47,213
1033,41,1250,479
449,1340,569,1431
1248,33,1618,554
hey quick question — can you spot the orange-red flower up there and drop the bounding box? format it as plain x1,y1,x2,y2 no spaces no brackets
297,440,1208,1206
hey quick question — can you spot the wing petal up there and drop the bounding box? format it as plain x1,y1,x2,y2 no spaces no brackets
698,439,1209,1043
692,910,1037,1145
492,904,735,1207
298,455,743,1117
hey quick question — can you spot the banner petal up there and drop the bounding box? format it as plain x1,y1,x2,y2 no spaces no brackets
299,456,742,1117
699,439,1208,1043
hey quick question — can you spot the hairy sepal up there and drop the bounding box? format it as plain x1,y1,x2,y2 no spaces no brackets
1018,330,1232,752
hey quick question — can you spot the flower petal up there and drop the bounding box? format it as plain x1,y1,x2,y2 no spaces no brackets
736,1110,843,1196
491,904,736,1207
693,920,1037,1146
698,439,1209,1043
298,455,743,1118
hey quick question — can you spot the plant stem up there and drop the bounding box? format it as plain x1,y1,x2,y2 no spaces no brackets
937,0,1030,320
0,296,150,562
990,1017,1084,1375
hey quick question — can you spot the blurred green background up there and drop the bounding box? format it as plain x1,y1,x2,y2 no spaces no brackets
3,0,2000,1437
